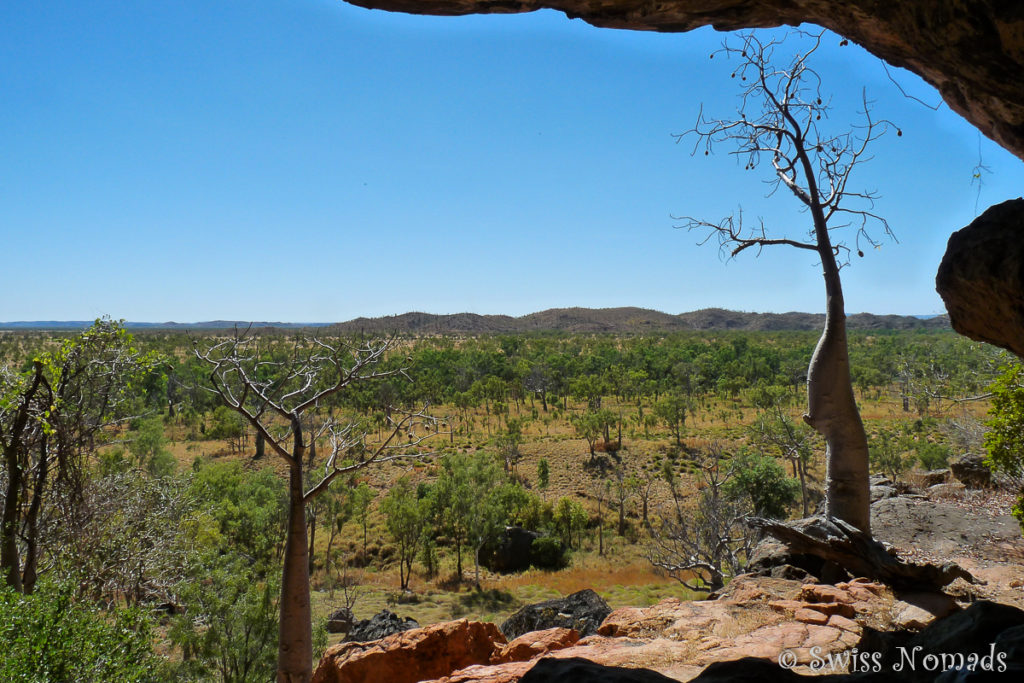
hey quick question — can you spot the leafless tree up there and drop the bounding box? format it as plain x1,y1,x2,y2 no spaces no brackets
648,446,754,592
194,329,437,683
677,31,899,534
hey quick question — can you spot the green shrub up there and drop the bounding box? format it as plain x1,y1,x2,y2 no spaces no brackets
915,441,951,470
0,579,163,682
530,535,567,570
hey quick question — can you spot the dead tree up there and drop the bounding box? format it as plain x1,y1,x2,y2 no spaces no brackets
677,31,898,534
647,445,754,592
195,330,436,683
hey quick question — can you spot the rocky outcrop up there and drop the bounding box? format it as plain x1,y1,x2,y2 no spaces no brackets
494,628,579,664
342,609,419,642
313,619,505,683
937,198,1024,358
346,1,1024,163
500,589,611,640
312,573,1024,683
950,455,992,489
326,607,354,634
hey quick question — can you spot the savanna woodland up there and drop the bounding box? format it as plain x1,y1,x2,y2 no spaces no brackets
2,313,1020,680
6,4,1024,683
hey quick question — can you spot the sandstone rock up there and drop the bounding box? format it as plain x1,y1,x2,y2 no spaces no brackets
937,198,1024,358
801,584,854,605
500,589,610,640
518,656,678,683
919,469,950,487
950,455,992,489
494,627,579,663
343,609,419,642
826,614,859,633
794,607,829,625
423,660,536,683
892,591,960,631
313,619,505,683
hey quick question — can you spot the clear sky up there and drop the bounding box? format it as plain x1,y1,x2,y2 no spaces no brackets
2,1,1022,322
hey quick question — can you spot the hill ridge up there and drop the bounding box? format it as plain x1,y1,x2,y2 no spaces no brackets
0,307,950,333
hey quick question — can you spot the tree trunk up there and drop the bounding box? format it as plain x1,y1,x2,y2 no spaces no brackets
21,434,49,594
1,444,23,592
307,509,318,575
803,218,871,534
278,457,313,682
255,431,265,459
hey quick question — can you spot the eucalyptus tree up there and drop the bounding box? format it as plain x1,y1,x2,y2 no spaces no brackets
678,31,898,533
195,330,435,683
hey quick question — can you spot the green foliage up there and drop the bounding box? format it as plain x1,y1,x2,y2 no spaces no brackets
169,555,278,683
985,363,1024,479
552,496,588,550
207,405,246,443
529,535,567,570
382,477,428,590
654,394,690,445
915,441,951,470
128,415,175,477
985,363,1024,529
0,578,163,682
869,430,909,481
536,457,550,491
723,450,799,519
188,461,287,566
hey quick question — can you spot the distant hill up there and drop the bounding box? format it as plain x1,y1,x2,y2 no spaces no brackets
329,307,950,335
0,307,950,334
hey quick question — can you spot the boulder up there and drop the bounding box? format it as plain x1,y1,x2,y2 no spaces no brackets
876,601,1024,681
919,469,950,487
494,627,579,663
313,619,505,683
950,455,992,489
937,198,1024,358
326,607,354,634
870,484,898,503
891,592,960,631
343,609,419,642
500,589,611,641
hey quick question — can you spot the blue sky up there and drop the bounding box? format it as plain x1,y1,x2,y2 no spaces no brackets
2,1,1022,322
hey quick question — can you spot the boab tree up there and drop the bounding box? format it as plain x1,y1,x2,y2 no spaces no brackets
678,31,898,534
195,331,436,683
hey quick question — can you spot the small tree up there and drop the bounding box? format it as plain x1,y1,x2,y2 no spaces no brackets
648,446,755,592
984,363,1024,528
536,458,550,495
723,450,800,520
751,401,815,517
381,477,427,591
678,31,898,534
654,393,690,447
195,331,435,682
